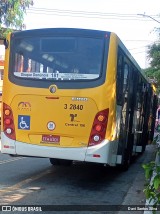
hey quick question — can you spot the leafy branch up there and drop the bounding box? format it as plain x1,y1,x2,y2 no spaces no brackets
142,146,160,213
0,0,34,38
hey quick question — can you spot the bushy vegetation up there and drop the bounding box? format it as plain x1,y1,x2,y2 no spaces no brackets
143,27,160,212
143,28,160,93
0,0,33,38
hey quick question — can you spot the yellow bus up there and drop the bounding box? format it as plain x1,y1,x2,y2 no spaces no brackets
1,28,157,169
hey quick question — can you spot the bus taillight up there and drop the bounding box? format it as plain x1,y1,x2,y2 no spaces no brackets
88,109,109,146
3,103,16,140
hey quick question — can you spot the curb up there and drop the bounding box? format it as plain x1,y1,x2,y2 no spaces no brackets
117,144,156,214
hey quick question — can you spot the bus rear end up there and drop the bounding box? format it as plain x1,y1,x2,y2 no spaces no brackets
1,28,117,165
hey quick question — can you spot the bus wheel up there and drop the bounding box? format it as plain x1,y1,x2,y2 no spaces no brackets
120,151,132,171
49,158,72,166
59,159,72,166
49,158,61,165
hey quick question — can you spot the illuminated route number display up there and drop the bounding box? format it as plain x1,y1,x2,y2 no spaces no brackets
64,104,84,110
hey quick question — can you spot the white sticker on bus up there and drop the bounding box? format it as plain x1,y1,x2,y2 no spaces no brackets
14,72,99,80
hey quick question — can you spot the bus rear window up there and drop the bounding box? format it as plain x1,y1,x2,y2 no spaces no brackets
41,38,76,53
12,36,104,81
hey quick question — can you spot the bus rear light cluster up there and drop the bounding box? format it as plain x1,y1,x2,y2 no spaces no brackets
4,118,12,125
93,135,100,142
95,124,103,132
88,109,109,147
3,103,16,140
6,128,12,134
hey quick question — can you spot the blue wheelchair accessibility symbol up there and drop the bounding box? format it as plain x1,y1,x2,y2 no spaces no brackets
18,115,30,130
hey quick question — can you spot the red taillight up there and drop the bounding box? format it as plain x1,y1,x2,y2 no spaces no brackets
3,103,16,140
95,124,103,132
88,109,109,147
4,118,12,125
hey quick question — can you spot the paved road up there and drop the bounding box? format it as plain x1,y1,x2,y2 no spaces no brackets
0,145,156,214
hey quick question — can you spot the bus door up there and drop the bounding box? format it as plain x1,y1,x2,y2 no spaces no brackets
117,56,134,166
122,63,135,159
145,92,157,144
133,77,146,153
141,83,152,151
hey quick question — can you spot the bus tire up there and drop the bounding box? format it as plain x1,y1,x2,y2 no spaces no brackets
49,158,61,165
123,155,131,171
120,150,132,171
49,158,72,166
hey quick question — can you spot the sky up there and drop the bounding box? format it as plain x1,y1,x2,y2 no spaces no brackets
1,0,160,68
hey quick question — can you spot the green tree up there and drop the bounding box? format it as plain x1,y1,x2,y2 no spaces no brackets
143,28,160,212
144,29,160,92
0,0,33,38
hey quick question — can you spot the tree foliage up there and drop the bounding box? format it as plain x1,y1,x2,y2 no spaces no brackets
148,43,160,70
144,28,160,93
0,0,33,38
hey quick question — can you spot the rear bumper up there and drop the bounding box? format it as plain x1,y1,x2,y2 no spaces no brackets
1,132,116,165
